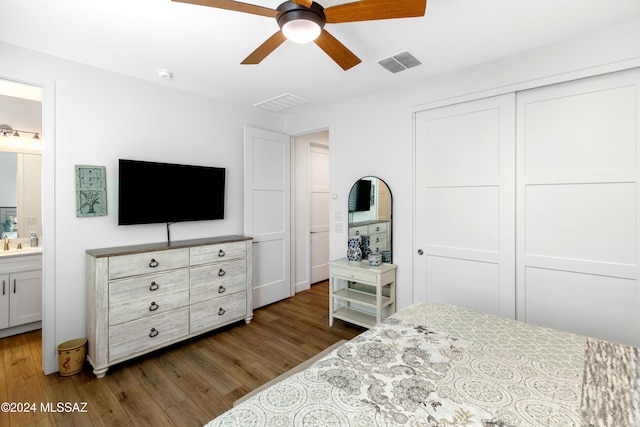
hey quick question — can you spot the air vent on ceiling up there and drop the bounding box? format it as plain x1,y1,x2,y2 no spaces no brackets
253,93,310,113
378,51,421,73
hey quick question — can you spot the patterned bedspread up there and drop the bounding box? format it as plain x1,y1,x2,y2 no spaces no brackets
206,303,640,426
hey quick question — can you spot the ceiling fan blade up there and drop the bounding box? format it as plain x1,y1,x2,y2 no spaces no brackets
241,31,287,64
172,0,277,18
325,0,426,23
291,0,314,7
314,29,361,70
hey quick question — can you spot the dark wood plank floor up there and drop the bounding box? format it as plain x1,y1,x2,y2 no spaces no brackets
0,280,364,427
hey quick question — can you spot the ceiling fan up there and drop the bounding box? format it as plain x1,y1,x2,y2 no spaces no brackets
172,0,427,70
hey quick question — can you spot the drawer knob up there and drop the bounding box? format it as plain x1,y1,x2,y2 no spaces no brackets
149,282,159,291
376,226,380,231
218,249,225,257
218,285,226,294
355,230,360,235
218,307,226,316
149,302,159,311
218,268,226,277
149,328,159,338
149,259,159,268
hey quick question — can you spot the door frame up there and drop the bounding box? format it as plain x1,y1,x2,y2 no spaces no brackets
0,70,56,374
291,129,330,293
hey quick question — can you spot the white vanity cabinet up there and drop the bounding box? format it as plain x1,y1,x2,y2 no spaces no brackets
0,253,42,336
86,235,252,378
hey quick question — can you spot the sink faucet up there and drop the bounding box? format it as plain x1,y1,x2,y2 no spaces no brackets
3,236,8,251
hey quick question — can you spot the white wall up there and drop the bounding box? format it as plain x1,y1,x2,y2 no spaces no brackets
284,18,640,310
1,41,285,373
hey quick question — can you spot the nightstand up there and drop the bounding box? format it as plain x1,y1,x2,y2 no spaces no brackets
329,258,397,328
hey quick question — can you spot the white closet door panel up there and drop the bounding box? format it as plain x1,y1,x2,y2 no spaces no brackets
426,256,500,315
425,109,500,177
524,85,637,173
517,69,640,346
525,267,637,345
525,183,636,265
426,186,499,252
415,93,515,318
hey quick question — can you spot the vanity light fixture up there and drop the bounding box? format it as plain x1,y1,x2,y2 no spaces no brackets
0,124,42,152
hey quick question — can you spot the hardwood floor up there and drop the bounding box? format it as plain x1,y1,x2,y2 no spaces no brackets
0,281,364,427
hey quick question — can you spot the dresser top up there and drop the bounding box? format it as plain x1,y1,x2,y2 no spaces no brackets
86,235,252,258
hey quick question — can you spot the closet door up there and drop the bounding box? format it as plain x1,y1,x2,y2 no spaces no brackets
414,93,516,318
516,69,640,346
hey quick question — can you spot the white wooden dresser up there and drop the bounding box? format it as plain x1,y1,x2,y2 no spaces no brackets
86,235,252,378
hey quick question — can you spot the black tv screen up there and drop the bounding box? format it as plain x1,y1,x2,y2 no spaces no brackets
118,159,225,225
348,179,372,212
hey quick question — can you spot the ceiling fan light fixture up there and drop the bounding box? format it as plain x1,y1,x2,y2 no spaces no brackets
282,19,321,44
277,1,325,44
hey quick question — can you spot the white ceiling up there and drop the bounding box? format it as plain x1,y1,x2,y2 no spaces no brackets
2,0,640,116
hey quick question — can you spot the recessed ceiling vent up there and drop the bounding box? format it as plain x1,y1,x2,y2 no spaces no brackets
378,51,421,73
254,93,310,113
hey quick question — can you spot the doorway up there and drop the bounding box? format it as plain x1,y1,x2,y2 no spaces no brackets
293,130,330,293
0,73,55,374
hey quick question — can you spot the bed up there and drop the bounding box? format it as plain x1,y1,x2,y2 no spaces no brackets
206,303,640,426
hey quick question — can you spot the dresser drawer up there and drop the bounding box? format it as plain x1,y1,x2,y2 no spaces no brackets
331,266,377,284
190,259,247,304
368,235,388,253
368,222,388,234
109,270,189,326
190,291,247,334
108,248,189,280
348,225,368,238
109,307,189,362
190,241,247,266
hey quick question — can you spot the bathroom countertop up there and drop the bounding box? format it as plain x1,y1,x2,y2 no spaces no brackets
0,246,42,259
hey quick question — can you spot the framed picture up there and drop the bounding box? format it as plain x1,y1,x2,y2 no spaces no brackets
75,165,107,217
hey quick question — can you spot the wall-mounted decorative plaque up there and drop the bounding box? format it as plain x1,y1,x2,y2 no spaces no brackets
75,165,107,217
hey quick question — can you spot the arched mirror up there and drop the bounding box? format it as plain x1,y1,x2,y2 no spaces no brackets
347,176,392,262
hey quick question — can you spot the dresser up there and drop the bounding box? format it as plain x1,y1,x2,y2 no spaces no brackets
348,220,390,254
86,235,252,378
329,258,396,328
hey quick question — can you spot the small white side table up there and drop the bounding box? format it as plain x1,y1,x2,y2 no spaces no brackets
329,258,397,328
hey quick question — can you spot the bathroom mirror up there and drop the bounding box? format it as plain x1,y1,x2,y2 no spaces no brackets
0,151,42,238
347,176,392,262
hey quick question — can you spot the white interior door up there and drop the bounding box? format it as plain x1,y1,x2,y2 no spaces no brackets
414,94,516,318
244,126,292,308
309,143,330,284
516,69,640,346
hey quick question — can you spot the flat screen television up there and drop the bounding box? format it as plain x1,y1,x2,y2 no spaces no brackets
118,159,225,225
348,179,372,212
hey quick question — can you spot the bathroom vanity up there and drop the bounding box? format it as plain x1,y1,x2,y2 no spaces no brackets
0,248,42,338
